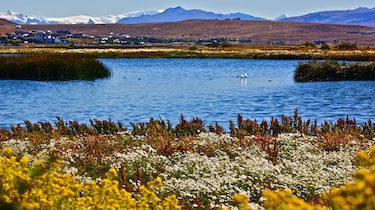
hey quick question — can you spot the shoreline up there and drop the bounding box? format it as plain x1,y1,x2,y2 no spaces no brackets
1,46,375,60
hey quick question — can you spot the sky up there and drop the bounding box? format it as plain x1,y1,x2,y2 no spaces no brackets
1,0,374,19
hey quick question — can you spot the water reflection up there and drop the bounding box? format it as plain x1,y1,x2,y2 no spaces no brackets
241,78,248,87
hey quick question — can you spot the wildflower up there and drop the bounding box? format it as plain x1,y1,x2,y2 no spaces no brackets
19,156,30,166
234,194,249,204
149,176,163,187
106,168,118,178
2,147,14,157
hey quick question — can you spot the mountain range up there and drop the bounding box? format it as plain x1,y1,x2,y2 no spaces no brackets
1,6,374,27
116,6,264,24
281,7,375,27
0,10,160,25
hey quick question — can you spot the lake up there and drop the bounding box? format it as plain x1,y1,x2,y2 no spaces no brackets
0,58,374,130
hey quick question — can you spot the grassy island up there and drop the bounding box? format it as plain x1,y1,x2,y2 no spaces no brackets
0,54,110,81
294,61,375,82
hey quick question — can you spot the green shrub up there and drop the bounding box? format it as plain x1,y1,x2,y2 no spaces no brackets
301,42,316,48
188,45,198,50
320,44,331,50
294,61,375,82
337,42,358,50
206,42,234,48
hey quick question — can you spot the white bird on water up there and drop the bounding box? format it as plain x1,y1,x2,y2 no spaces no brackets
241,73,248,78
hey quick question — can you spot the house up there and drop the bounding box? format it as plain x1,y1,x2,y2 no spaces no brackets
0,37,7,44
45,34,63,43
57,30,71,36
12,31,29,39
73,33,84,38
34,32,45,40
268,41,285,45
53,36,62,44
314,40,327,45
120,34,130,40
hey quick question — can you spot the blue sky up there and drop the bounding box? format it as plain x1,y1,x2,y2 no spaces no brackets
2,0,374,19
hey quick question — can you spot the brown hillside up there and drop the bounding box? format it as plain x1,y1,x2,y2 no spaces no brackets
0,18,15,25
4,19,375,45
0,18,16,36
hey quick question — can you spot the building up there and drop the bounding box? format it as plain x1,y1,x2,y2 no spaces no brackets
0,37,7,44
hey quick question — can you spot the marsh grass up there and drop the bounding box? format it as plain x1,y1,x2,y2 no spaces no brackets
294,61,375,82
1,110,374,148
0,54,110,81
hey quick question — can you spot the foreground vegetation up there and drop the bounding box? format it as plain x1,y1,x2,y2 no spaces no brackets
0,54,110,81
1,111,375,209
294,61,375,82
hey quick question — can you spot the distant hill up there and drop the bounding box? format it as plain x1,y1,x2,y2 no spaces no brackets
13,19,375,46
0,18,15,25
116,6,265,24
0,18,16,36
281,7,375,27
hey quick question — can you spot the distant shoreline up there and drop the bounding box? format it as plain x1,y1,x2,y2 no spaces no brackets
1,46,375,61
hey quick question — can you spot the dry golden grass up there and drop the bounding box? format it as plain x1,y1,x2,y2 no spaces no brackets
1,46,375,61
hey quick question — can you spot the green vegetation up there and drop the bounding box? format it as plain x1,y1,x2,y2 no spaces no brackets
206,42,234,48
294,61,375,82
300,42,317,48
336,42,359,50
320,44,331,50
0,54,110,81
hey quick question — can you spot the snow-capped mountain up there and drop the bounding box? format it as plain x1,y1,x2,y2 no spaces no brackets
274,14,288,21
117,6,265,24
0,10,161,24
0,10,28,24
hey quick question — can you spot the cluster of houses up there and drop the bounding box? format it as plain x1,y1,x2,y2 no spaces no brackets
3,29,75,44
347,30,375,35
0,28,135,45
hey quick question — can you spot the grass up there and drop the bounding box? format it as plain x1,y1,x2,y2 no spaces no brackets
2,46,375,61
294,61,375,82
0,54,110,81
1,110,374,150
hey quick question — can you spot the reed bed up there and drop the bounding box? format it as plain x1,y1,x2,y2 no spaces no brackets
294,61,375,82
0,54,110,81
1,110,374,141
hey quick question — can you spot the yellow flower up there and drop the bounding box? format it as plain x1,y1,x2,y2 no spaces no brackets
234,194,249,204
20,156,30,166
106,168,118,178
34,160,44,168
2,147,14,157
263,189,325,210
149,176,163,187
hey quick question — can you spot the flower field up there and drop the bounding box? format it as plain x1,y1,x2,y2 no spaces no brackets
1,112,375,209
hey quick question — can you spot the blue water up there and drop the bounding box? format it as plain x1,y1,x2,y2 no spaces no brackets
0,58,374,129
